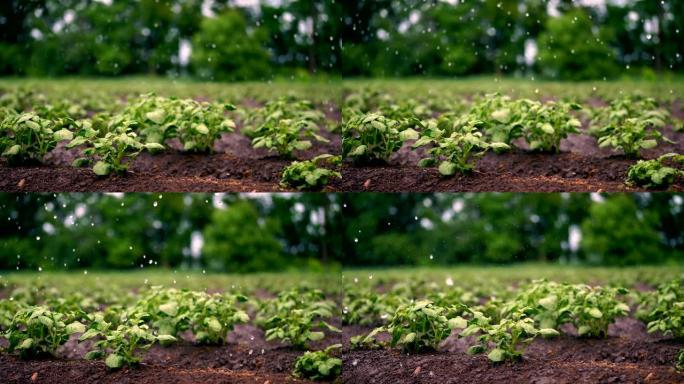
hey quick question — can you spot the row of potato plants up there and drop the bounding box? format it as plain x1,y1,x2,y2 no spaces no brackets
0,285,342,381
342,90,683,187
345,278,684,367
0,92,341,189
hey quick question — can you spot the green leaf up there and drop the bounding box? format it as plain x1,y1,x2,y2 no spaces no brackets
577,325,591,336
349,145,367,156
399,128,419,141
85,350,102,360
487,348,505,362
438,161,457,176
159,301,178,317
539,328,560,338
54,128,74,141
588,308,603,318
541,123,555,134
403,332,416,343
79,328,101,341
206,317,222,333
66,321,86,335
156,334,177,347
195,124,209,135
491,109,510,123
294,140,312,151
93,161,111,176
640,139,657,149
145,143,164,151
67,136,88,148
2,144,21,156
448,316,468,330
308,331,324,341
146,109,166,124
105,354,124,369
539,295,557,310
17,338,33,350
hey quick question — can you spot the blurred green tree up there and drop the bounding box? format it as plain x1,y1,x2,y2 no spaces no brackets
202,200,284,272
191,10,271,81
537,9,620,80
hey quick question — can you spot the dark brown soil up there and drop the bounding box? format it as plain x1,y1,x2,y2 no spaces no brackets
338,124,684,192
0,324,341,384
341,318,684,384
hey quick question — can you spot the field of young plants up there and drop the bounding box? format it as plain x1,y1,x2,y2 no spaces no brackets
0,271,343,383
2,78,683,192
340,79,684,192
341,265,684,383
0,79,342,192
2,266,684,383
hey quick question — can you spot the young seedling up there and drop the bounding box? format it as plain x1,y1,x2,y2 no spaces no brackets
280,154,341,190
293,344,342,381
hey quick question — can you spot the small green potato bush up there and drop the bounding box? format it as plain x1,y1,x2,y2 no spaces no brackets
459,309,559,363
0,112,73,164
626,153,684,189
280,154,341,190
293,344,342,381
4,306,85,358
342,112,418,164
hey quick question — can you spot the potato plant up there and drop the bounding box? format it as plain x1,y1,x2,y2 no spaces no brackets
125,93,236,152
4,306,85,358
342,112,418,163
130,287,249,345
414,121,508,176
0,112,73,164
260,288,340,349
566,285,630,338
626,153,684,188
375,300,465,352
596,117,673,158
640,279,684,339
80,316,171,369
459,309,558,362
251,118,328,158
520,100,582,152
293,344,342,381
280,154,341,190
69,116,163,175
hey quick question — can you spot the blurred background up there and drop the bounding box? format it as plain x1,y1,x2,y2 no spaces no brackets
0,193,682,273
0,193,344,272
0,0,682,80
341,193,683,267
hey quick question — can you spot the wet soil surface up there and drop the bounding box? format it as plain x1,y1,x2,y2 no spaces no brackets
1,323,341,384
0,104,341,192
342,318,684,384
339,120,684,192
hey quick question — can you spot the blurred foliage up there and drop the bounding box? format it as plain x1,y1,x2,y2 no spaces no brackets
0,1,682,79
340,193,684,267
0,193,343,272
537,10,620,80
0,193,682,271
